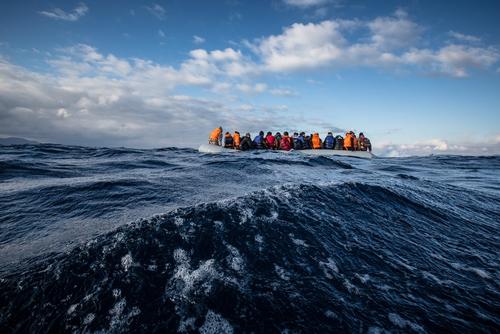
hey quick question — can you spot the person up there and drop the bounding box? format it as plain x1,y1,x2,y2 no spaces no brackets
323,132,335,149
274,132,282,150
304,134,312,149
279,131,292,151
233,131,241,150
224,132,233,148
352,132,358,151
209,126,223,146
253,131,267,149
334,135,344,150
344,132,353,151
358,132,372,152
311,132,322,149
240,133,252,151
265,132,276,150
293,132,304,150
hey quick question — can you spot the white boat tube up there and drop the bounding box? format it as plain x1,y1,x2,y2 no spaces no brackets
199,144,374,159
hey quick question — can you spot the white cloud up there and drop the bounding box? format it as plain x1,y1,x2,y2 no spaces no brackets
39,3,88,21
236,83,267,94
270,88,296,96
402,44,499,77
283,0,331,8
0,47,291,147
193,35,205,44
376,137,500,157
368,9,422,50
256,20,345,71
249,11,499,77
158,29,165,38
448,31,481,43
145,3,166,20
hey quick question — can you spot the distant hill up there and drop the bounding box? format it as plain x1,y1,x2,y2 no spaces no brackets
0,137,40,145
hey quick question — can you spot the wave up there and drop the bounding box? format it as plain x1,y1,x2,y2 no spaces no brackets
1,182,498,333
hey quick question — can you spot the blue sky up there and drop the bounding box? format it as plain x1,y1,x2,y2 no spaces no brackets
0,0,499,155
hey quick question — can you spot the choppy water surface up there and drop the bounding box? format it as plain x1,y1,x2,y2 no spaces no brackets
0,144,499,333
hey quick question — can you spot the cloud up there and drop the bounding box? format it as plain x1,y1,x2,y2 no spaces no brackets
236,83,267,94
402,44,499,77
283,0,331,8
193,35,205,44
376,137,500,157
270,88,297,96
39,3,88,21
158,29,165,38
368,9,422,50
0,47,292,148
249,11,499,77
448,31,481,43
145,3,166,20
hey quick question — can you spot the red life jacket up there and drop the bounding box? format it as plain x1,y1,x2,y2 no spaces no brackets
265,135,275,148
280,136,292,151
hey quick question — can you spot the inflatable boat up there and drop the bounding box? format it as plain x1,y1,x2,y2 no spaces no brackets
198,144,374,159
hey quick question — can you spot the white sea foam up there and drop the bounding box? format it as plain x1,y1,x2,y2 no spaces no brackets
319,258,339,279
255,234,263,243
388,313,425,333
226,244,245,273
82,313,95,325
274,265,290,281
289,234,307,247
355,273,370,284
67,303,77,315
199,310,234,334
121,253,133,272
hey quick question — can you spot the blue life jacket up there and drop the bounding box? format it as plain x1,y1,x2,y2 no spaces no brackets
293,136,303,149
253,135,264,148
324,135,335,149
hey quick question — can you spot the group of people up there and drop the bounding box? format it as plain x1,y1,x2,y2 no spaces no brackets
208,127,372,152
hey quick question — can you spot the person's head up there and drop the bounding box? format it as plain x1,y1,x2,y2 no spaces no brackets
284,131,289,136
267,131,272,136
218,126,222,130
300,132,305,136
275,132,281,136
235,131,240,135
245,133,251,138
259,131,264,136
360,132,364,136
328,132,332,136
294,132,298,136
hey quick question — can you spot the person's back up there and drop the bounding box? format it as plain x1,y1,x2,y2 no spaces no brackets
344,132,353,150
224,132,233,148
303,135,311,149
334,135,344,150
352,133,358,151
209,127,223,146
274,132,282,150
240,133,252,151
312,133,322,149
280,132,292,151
323,132,335,149
253,131,266,149
233,131,241,150
265,132,275,149
293,132,303,150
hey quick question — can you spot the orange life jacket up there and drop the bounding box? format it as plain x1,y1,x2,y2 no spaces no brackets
233,133,241,147
344,133,352,148
209,128,222,141
311,133,321,149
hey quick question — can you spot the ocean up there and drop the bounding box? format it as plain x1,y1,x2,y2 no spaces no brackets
0,144,499,333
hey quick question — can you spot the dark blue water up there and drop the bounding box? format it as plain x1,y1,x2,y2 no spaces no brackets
0,144,499,333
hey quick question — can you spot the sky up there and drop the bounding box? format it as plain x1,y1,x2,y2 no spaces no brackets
0,0,499,156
